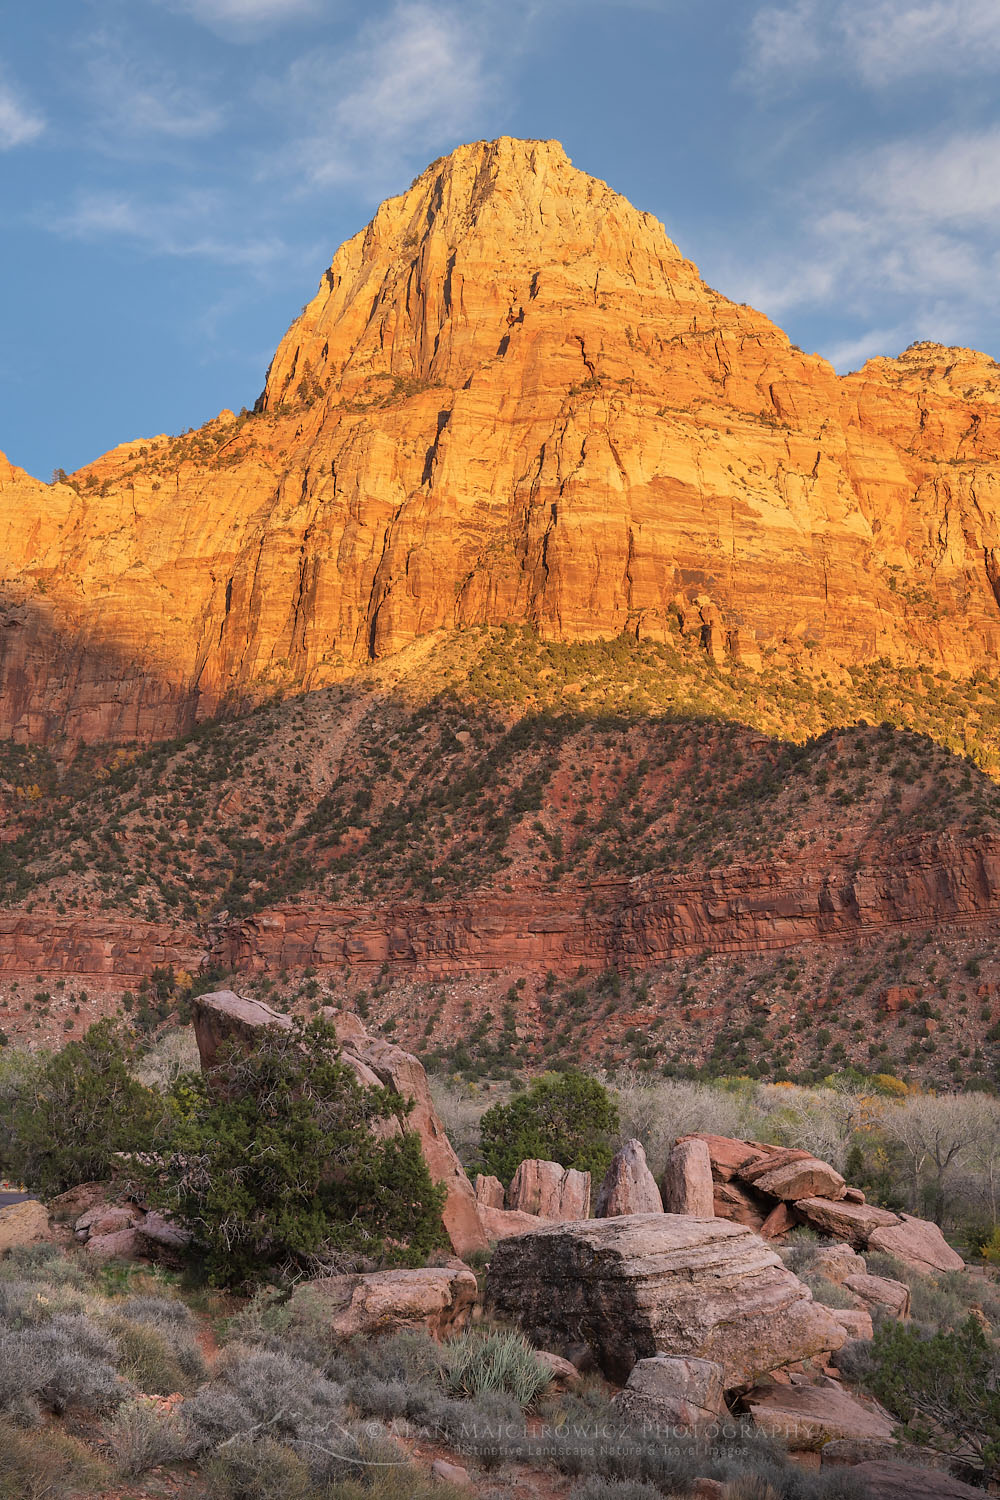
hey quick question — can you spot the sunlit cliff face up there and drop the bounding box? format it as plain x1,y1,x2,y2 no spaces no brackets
4,137,1000,747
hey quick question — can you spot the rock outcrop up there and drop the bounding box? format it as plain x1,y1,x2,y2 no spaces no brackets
866,1213,965,1274
192,991,487,1257
0,1199,49,1253
286,1266,477,1341
7,141,1000,747
614,1355,725,1431
595,1139,663,1217
745,1381,894,1446
507,1159,591,1219
485,1214,844,1386
792,1198,901,1248
661,1138,714,1217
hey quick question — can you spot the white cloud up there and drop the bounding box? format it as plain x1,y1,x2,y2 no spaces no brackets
276,1,497,188
748,0,1000,84
0,77,44,149
713,125,1000,363
821,326,911,371
850,129,1000,228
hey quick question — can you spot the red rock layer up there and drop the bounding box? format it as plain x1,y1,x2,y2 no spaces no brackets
213,832,1000,977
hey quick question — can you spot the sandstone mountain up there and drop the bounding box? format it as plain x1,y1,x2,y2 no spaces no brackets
4,137,1000,745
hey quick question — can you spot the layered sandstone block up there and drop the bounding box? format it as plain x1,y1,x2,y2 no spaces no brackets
485,1214,845,1385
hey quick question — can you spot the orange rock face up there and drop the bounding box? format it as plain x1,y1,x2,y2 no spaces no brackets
4,138,1000,744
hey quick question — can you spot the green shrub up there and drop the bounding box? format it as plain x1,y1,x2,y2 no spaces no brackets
862,1314,1000,1477
203,1437,313,1500
109,1314,202,1395
570,1483,663,1500
479,1071,619,1184
130,1017,446,1285
443,1329,552,1406
0,1020,159,1194
102,1399,193,1476
0,1419,108,1500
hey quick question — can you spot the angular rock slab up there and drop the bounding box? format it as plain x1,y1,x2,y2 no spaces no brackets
845,1462,987,1500
474,1174,505,1211
713,1178,767,1231
479,1205,543,1240
661,1138,714,1217
287,1266,477,1341
813,1243,866,1285
843,1273,911,1319
746,1382,894,1446
614,1355,725,1431
866,1213,964,1274
508,1159,590,1219
741,1155,846,1204
794,1196,900,1248
677,1134,767,1182
485,1213,845,1387
595,1139,663,1217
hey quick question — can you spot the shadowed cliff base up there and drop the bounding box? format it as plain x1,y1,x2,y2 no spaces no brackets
2,657,1000,1088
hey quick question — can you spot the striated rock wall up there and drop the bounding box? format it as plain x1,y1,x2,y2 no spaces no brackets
5,141,1000,744
0,914,204,979
1,830,998,989
212,832,1000,976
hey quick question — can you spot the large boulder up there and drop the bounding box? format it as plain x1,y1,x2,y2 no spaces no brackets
843,1272,911,1319
793,1197,900,1248
286,1266,477,1341
661,1139,714,1217
479,1206,544,1240
508,1160,590,1219
813,1243,867,1285
614,1355,725,1431
474,1175,505,1210
828,1307,874,1340
0,1199,49,1253
485,1214,845,1387
745,1381,894,1446
845,1462,987,1500
192,990,292,1069
595,1140,663,1217
866,1214,964,1274
192,992,488,1258
677,1134,767,1182
739,1151,846,1203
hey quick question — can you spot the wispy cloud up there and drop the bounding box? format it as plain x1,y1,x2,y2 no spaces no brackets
275,1,497,188
56,188,290,268
0,74,44,149
717,125,1000,364
747,0,1000,85
84,33,225,143
160,0,322,37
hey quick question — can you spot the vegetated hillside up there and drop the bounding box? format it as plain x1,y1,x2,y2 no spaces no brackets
6,141,1000,745
2,627,1000,1089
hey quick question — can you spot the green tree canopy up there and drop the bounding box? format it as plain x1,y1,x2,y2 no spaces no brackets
864,1314,1000,1478
479,1070,619,1186
131,1016,446,1286
0,1019,159,1195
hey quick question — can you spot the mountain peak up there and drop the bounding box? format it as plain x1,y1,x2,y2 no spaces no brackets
259,135,697,411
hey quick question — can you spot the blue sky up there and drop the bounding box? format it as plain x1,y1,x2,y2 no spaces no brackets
3,0,1000,477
